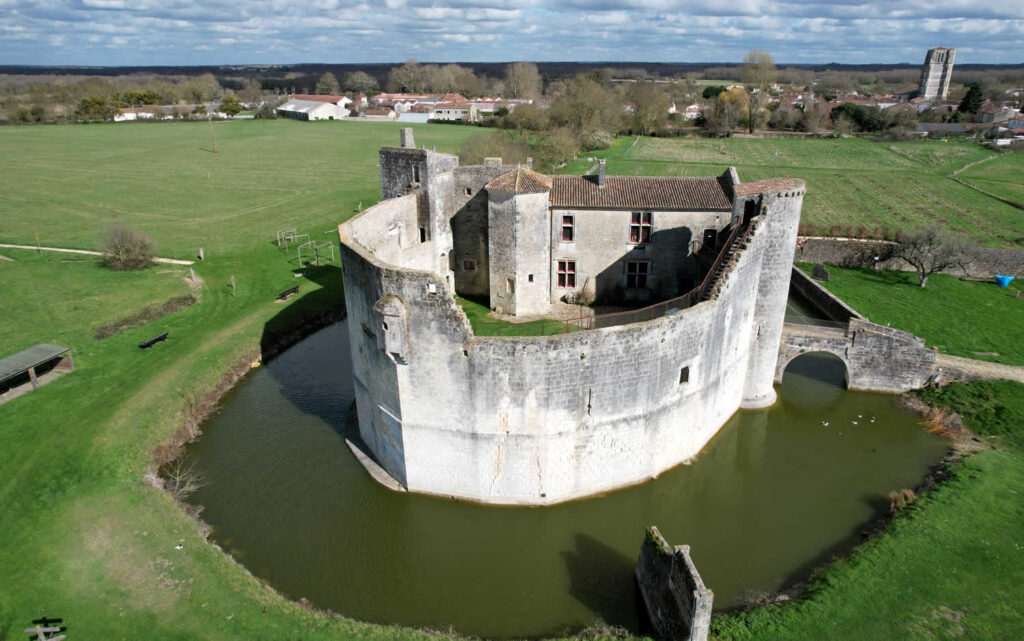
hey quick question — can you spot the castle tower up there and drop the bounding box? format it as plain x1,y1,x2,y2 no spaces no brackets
736,180,805,409
918,47,956,101
485,166,552,317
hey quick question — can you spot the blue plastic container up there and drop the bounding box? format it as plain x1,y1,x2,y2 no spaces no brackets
995,275,1015,288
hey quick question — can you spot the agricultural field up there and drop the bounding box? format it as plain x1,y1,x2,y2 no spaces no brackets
956,152,1024,206
0,119,480,256
565,137,1022,248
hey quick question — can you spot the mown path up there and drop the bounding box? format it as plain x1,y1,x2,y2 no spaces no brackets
936,353,1024,384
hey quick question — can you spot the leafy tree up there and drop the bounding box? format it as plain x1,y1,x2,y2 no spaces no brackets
74,96,117,122
703,87,747,136
505,62,542,99
102,224,155,271
219,94,242,116
548,75,622,147
503,102,547,131
958,82,984,115
701,85,728,100
315,72,341,95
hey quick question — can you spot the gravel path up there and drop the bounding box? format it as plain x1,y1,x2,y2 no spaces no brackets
936,353,1024,384
0,243,194,265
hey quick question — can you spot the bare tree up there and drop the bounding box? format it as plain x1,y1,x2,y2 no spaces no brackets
886,227,969,287
102,224,155,271
504,62,542,99
344,71,378,94
740,50,777,134
387,59,423,93
629,82,670,135
315,72,341,95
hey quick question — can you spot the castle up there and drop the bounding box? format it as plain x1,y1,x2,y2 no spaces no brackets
338,129,804,505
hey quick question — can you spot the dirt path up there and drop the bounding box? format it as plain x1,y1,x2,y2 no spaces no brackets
0,243,194,265
936,353,1024,384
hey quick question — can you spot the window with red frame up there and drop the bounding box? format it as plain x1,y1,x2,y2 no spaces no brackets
629,212,652,243
561,214,575,242
557,260,576,287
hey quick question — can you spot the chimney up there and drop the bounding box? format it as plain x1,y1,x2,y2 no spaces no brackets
526,157,533,170
598,159,606,188
399,128,415,149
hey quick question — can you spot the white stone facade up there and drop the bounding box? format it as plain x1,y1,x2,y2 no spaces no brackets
338,130,804,504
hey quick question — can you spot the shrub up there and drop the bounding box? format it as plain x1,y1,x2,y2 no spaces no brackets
102,224,155,271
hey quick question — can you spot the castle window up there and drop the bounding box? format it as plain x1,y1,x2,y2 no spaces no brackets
680,366,690,385
463,259,476,271
419,227,426,243
561,214,575,242
630,212,652,243
625,261,649,289
465,187,472,196
557,260,576,288
413,166,420,183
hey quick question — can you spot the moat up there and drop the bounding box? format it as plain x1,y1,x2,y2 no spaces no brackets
184,318,947,638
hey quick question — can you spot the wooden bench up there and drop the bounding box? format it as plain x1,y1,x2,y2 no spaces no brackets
139,332,168,349
277,286,300,301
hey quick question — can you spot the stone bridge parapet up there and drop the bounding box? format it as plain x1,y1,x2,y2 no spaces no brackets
777,318,937,393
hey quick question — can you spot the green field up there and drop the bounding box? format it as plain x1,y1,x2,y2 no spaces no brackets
1,121,1022,640
957,152,1024,206
0,120,479,255
564,137,1022,248
801,265,1024,366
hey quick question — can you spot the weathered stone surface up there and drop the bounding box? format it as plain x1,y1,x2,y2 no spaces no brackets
636,526,712,641
338,132,806,505
794,237,1024,279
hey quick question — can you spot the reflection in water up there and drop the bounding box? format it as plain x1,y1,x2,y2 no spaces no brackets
185,322,947,639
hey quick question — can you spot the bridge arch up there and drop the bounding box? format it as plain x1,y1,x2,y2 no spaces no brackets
776,350,851,389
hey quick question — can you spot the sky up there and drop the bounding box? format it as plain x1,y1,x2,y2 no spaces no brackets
0,0,1021,67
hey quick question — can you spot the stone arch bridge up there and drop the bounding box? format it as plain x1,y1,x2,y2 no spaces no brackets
776,318,938,393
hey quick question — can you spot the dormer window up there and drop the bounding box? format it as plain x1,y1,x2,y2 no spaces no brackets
561,214,575,242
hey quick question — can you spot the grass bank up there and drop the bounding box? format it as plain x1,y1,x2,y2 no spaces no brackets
713,380,1024,640
799,264,1024,366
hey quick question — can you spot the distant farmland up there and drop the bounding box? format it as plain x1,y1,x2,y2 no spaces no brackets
565,136,1022,248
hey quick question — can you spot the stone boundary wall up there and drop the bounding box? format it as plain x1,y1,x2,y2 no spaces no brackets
793,237,1024,279
635,526,712,641
788,266,865,322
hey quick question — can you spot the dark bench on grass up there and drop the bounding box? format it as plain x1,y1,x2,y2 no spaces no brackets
277,285,300,301
139,332,168,349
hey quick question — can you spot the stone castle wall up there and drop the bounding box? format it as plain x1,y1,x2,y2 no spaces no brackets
339,184,805,504
794,237,1024,279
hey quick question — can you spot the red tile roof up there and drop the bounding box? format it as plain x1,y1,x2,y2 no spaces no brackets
291,94,348,103
733,178,805,196
485,166,552,194
550,175,731,211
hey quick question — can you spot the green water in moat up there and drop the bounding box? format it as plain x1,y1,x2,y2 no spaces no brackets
185,320,948,639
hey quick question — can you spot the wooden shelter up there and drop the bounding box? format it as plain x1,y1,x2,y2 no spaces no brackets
0,344,74,405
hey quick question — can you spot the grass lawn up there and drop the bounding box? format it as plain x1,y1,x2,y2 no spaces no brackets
713,382,1024,641
456,294,572,336
564,136,1022,248
1,120,1022,640
956,152,1024,206
0,248,191,353
0,119,480,256
800,265,1024,366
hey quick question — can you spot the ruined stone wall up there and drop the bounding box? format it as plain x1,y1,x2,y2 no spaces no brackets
788,266,865,322
635,526,712,641
341,188,798,504
794,237,1024,279
549,208,728,304
341,193,434,271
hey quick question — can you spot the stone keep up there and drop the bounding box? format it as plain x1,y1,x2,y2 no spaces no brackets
338,130,804,505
